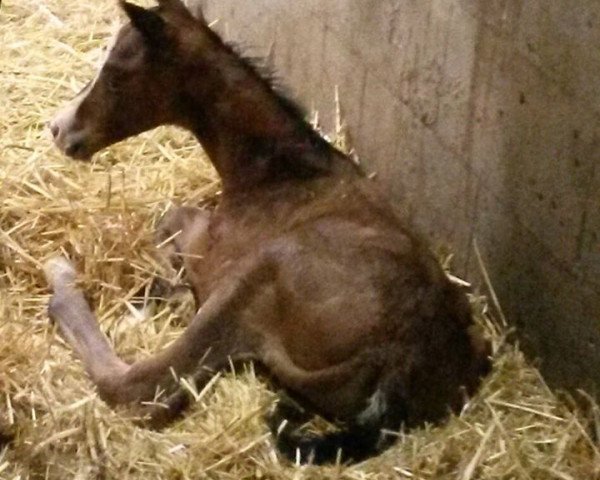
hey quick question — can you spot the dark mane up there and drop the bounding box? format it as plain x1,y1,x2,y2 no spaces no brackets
156,4,330,155
204,38,340,180
226,42,306,118
204,29,337,154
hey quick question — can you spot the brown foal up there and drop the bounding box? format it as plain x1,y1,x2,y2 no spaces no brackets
46,0,490,464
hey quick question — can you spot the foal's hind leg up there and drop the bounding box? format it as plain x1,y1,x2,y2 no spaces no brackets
44,255,267,409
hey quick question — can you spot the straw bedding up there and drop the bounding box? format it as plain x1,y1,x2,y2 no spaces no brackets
1,1,599,478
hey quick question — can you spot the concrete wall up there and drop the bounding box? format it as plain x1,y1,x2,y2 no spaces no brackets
190,0,600,393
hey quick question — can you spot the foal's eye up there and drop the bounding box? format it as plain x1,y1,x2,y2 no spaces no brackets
103,69,125,93
107,79,120,93
106,75,122,93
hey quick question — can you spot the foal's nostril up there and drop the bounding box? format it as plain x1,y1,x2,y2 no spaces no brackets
65,140,84,157
49,122,60,139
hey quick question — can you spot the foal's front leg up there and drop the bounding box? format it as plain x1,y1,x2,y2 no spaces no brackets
155,206,211,272
149,206,212,311
44,255,265,408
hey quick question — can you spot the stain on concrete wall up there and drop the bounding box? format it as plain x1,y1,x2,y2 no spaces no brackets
189,0,600,394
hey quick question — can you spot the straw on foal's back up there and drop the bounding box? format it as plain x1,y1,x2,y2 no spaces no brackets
46,0,491,464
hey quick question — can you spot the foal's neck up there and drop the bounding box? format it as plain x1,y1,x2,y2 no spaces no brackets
178,31,347,191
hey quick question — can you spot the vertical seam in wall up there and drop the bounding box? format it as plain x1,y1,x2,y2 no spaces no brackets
576,211,590,263
461,6,486,274
319,22,330,121
356,68,368,142
576,142,598,287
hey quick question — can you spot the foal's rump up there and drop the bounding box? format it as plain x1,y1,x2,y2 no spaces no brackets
263,212,488,406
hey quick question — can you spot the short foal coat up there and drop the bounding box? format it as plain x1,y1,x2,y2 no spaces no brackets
46,0,491,464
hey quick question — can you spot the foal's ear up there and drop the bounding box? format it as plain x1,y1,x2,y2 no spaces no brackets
158,0,208,24
120,1,168,48
157,0,190,15
157,0,206,24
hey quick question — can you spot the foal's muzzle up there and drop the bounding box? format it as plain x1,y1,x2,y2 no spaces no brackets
48,116,93,160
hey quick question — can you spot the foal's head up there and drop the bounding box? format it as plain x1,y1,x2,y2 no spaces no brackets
49,0,207,160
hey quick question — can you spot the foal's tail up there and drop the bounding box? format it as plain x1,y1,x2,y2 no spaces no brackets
273,421,395,465
269,387,406,465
